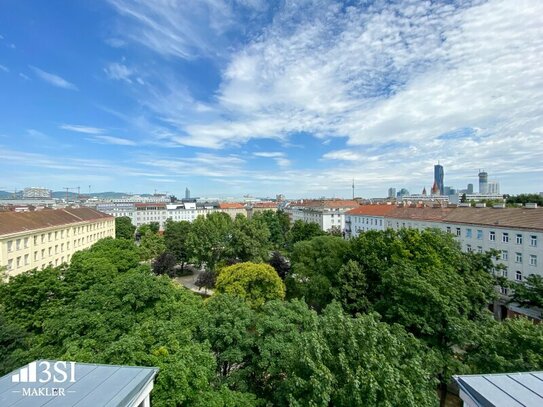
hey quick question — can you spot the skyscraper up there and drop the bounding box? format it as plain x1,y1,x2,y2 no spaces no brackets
388,188,396,199
434,164,444,196
478,171,488,194
185,187,190,199
467,183,474,194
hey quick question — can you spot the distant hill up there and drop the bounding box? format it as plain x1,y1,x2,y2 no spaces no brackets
51,191,128,199
0,190,131,200
0,190,22,199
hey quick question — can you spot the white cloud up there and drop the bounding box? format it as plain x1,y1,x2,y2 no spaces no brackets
29,66,78,90
92,135,136,146
0,64,8,72
19,73,30,80
253,152,284,158
104,62,135,83
60,124,105,134
106,0,268,59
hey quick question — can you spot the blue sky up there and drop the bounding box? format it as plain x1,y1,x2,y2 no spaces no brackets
1,0,542,198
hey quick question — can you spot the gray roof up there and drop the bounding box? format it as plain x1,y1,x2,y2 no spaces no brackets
0,360,158,407
454,372,543,407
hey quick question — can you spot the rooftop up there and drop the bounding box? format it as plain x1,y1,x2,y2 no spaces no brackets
0,360,158,407
346,204,396,216
218,202,245,209
0,208,113,236
454,372,543,407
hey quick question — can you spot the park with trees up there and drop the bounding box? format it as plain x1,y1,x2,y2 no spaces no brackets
1,210,542,406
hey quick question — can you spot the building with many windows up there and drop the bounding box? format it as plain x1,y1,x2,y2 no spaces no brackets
0,208,115,278
344,204,397,238
383,206,543,286
286,200,359,232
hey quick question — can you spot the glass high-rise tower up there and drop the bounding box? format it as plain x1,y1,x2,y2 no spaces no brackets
434,164,444,196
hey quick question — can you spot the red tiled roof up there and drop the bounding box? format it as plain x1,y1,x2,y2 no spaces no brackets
0,207,113,236
218,202,245,209
252,202,278,208
385,207,543,231
387,206,455,222
135,203,166,208
293,200,360,209
346,205,397,216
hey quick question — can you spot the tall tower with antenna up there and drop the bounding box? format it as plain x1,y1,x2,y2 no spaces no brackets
352,179,355,200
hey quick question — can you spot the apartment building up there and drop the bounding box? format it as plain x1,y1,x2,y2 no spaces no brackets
344,204,397,238
383,206,543,287
218,202,246,219
286,200,359,232
246,202,278,218
0,207,115,278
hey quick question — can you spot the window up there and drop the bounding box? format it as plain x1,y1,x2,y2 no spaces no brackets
446,226,451,233
515,270,522,281
531,235,537,247
477,246,483,254
34,251,38,261
16,239,21,250
500,286,508,295
41,249,45,259
55,231,58,240
34,236,38,245
41,234,45,243
466,244,472,252
489,231,495,241
7,241,13,252
456,228,461,236
466,229,472,238
477,230,483,240
502,269,508,278
515,252,522,263
16,257,21,268
516,234,523,244
502,250,508,261
48,233,52,242
502,232,509,243
7,259,13,270
24,254,29,265
530,255,537,266
24,238,29,248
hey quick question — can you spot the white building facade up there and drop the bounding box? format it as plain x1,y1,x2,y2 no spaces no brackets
287,200,359,232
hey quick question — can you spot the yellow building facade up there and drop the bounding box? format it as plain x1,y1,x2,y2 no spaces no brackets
0,207,115,278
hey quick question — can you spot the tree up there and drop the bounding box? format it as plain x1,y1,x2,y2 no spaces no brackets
332,260,370,314
464,316,543,374
268,251,290,280
186,213,232,271
510,274,543,308
226,215,270,263
115,216,136,240
506,193,543,206
163,219,191,268
286,235,349,310
152,252,177,276
139,230,166,261
460,193,467,203
195,270,217,292
285,220,325,250
148,221,160,234
215,262,285,308
252,210,290,248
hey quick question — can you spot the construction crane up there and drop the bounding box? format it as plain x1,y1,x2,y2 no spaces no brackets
63,187,80,202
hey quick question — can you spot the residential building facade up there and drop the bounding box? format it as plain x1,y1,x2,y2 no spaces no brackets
0,207,115,278
344,204,397,238
383,206,543,286
286,200,359,232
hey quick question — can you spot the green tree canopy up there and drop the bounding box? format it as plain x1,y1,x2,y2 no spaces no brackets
285,220,325,250
286,235,349,310
115,216,136,240
139,230,166,261
215,262,285,308
252,210,290,248
225,215,271,263
186,212,232,271
163,219,192,265
510,274,543,308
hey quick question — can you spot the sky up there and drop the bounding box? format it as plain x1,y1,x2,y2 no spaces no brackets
0,0,542,199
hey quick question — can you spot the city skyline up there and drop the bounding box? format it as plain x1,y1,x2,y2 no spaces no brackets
1,1,542,197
